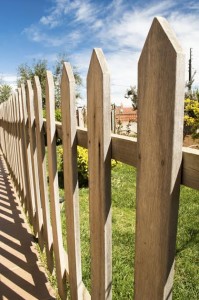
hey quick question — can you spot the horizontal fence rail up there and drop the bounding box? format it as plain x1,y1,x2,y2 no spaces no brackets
0,16,199,300
43,121,199,190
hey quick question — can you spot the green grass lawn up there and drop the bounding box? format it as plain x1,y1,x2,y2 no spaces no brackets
59,162,199,299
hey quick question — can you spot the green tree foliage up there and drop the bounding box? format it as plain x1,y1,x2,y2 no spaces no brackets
17,60,48,107
17,54,82,108
54,53,82,108
125,86,138,110
0,84,12,103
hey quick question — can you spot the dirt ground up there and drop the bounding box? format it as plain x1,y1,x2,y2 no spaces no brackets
183,135,199,149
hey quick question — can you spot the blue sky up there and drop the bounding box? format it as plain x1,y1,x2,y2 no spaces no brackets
1,0,199,105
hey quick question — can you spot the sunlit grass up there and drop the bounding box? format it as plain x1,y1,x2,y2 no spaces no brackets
59,161,199,299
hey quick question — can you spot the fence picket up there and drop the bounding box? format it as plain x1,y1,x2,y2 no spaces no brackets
33,76,54,272
26,80,44,249
87,49,112,300
134,17,185,300
45,70,66,299
21,84,36,227
61,62,86,299
16,88,26,209
18,86,33,224
12,94,20,190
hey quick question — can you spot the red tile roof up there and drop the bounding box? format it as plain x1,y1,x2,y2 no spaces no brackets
115,105,137,122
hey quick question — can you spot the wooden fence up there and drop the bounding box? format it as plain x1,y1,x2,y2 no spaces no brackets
0,17,199,300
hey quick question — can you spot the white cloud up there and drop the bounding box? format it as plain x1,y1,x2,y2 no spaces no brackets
0,73,17,91
22,0,199,104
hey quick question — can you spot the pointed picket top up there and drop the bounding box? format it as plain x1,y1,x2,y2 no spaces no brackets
61,62,76,127
87,48,109,84
33,76,43,130
21,84,28,122
140,17,184,64
61,62,75,85
46,71,55,141
26,80,35,126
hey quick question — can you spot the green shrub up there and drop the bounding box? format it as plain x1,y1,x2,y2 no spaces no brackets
42,108,61,122
77,146,89,186
57,146,119,187
55,108,62,122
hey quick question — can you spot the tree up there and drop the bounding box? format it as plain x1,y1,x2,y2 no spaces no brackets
125,86,138,110
53,53,82,108
17,55,82,109
17,60,48,107
0,84,12,103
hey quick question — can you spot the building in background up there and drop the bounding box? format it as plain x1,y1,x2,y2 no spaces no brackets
114,104,137,135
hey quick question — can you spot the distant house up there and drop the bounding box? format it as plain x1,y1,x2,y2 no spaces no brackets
114,104,137,134
115,104,137,123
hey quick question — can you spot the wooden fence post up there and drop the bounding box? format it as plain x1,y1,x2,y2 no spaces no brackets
134,17,185,300
45,70,66,299
26,80,44,248
77,108,85,128
18,86,33,224
87,49,112,300
33,76,54,273
16,88,26,208
61,62,84,299
21,84,36,227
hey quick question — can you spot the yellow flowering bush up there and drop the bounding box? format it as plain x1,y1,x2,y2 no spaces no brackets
184,98,199,139
57,145,119,187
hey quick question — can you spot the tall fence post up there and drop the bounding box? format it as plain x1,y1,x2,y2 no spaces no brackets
21,84,36,227
33,76,54,273
87,49,112,299
61,62,83,299
26,80,44,249
45,70,66,299
134,17,185,299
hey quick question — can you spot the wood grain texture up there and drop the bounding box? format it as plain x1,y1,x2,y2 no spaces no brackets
61,62,83,299
16,90,26,204
26,80,44,248
111,134,137,166
87,49,112,300
18,86,34,225
43,121,199,191
11,95,19,189
45,70,66,299
33,76,54,273
182,147,199,190
17,88,27,211
21,84,36,226
134,17,185,300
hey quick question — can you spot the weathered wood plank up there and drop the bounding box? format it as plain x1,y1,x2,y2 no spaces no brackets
16,90,26,204
182,147,199,190
33,76,54,272
45,70,66,299
134,17,185,300
43,120,199,190
26,80,44,248
19,86,34,224
12,94,21,191
21,84,36,226
111,134,137,166
17,88,27,210
87,48,112,299
61,62,83,299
